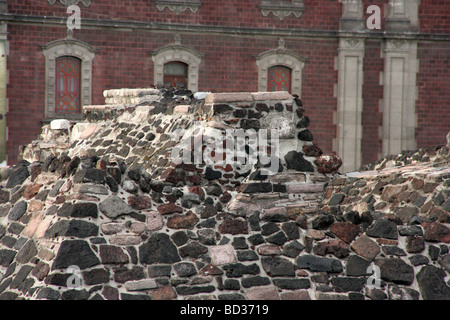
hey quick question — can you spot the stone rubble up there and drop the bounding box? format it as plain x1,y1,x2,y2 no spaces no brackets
0,87,448,300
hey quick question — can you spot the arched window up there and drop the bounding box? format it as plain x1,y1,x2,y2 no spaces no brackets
255,41,307,96
42,37,95,120
55,56,81,113
164,61,188,88
267,65,292,92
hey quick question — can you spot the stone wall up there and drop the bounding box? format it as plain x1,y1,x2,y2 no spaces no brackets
0,88,448,300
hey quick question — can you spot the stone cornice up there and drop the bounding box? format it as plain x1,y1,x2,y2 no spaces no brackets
47,0,91,7
155,0,201,15
259,0,305,20
1,13,450,42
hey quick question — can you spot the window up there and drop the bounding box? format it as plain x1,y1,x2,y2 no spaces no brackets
164,62,188,88
42,37,95,120
255,39,307,96
151,39,203,92
267,65,292,92
55,56,81,113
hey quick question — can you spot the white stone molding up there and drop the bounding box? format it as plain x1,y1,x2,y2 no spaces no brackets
255,40,307,96
259,0,304,20
151,41,204,92
42,37,95,119
385,0,420,31
381,39,418,156
155,0,201,15
340,0,363,18
47,0,91,6
335,37,365,172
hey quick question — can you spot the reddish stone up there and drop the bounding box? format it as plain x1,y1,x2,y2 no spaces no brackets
167,212,199,229
151,286,177,300
157,203,183,215
218,219,248,235
128,196,152,210
411,178,424,190
188,186,205,200
313,239,350,258
303,144,323,157
220,192,232,203
186,174,202,185
423,222,450,243
102,286,119,300
23,184,43,200
160,168,181,184
199,264,224,276
423,182,439,193
406,235,425,253
314,154,342,174
350,235,381,261
329,222,361,244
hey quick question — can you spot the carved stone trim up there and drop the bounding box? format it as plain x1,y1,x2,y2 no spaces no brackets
47,0,91,7
255,40,307,96
151,40,204,92
155,0,201,15
42,38,96,119
260,0,304,20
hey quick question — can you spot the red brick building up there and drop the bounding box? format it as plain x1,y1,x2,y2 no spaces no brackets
0,0,449,171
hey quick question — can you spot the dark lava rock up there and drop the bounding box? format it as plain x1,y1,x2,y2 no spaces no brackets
297,255,343,273
375,258,414,285
73,168,106,184
57,202,98,219
284,151,314,172
416,265,450,300
8,200,27,221
52,240,100,270
297,129,314,141
6,163,29,188
139,233,181,264
311,213,335,230
366,219,398,240
261,257,295,277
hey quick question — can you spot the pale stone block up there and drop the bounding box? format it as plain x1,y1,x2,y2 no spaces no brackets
210,244,236,266
22,212,44,238
246,286,280,300
50,119,70,130
101,222,125,235
34,216,54,239
257,245,282,256
287,183,324,193
146,211,164,231
110,235,142,246
252,91,291,101
205,92,253,104
125,279,158,291
173,105,191,114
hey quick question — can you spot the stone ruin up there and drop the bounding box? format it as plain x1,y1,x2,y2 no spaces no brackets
0,87,448,300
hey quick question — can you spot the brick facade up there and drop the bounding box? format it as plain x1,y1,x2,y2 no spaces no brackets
1,0,450,167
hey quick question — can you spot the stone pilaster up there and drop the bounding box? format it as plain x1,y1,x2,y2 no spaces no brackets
381,39,418,156
335,37,365,173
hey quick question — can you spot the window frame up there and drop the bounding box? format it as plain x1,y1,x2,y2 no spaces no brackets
42,38,95,120
151,43,204,92
255,45,307,96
